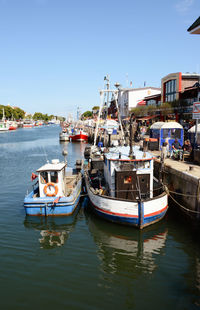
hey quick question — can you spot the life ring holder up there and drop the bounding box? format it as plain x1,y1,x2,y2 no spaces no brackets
44,183,58,197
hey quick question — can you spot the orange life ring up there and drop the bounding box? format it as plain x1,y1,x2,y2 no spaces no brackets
44,183,58,197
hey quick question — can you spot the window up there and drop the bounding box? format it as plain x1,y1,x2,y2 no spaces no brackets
40,171,48,184
124,176,132,184
50,171,58,183
164,79,176,102
163,129,169,139
170,129,181,139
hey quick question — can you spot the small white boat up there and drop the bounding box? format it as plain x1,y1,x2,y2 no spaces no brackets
0,120,9,131
0,108,9,131
23,119,35,128
59,130,70,142
24,159,82,216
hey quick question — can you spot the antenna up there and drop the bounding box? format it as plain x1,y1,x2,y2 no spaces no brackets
126,73,129,87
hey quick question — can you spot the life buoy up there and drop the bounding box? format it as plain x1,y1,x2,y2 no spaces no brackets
44,183,58,197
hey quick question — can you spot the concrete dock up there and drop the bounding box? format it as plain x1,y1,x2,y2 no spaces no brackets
153,152,200,228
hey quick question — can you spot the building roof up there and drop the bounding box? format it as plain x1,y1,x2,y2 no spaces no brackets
37,160,67,172
150,121,183,130
187,16,200,34
120,87,161,92
144,93,161,100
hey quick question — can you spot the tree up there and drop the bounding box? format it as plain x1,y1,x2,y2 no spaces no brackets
33,112,43,120
92,106,99,111
82,111,93,118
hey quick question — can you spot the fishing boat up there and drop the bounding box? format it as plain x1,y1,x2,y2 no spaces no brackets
69,128,88,142
0,108,9,131
23,119,35,128
59,129,70,142
84,145,168,229
24,159,82,216
84,84,168,229
8,120,18,130
0,120,9,131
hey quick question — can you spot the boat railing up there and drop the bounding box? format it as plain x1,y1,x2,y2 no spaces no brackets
86,171,165,199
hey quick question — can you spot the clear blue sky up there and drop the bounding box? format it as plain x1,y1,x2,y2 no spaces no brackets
0,0,199,118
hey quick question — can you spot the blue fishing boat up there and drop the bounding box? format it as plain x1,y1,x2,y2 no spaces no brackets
24,159,82,216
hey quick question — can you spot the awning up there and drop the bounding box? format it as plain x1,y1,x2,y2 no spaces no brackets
137,100,146,106
137,115,157,121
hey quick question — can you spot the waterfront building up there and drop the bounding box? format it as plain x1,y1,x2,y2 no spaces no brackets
161,72,200,103
187,16,200,34
117,87,161,118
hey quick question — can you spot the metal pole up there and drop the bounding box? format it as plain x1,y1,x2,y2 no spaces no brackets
106,75,109,119
94,93,104,146
195,119,198,147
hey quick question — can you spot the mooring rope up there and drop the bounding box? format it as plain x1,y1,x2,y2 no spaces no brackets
162,183,200,214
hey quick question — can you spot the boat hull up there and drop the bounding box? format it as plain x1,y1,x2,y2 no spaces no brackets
69,134,88,142
24,180,81,216
59,134,70,141
85,175,168,229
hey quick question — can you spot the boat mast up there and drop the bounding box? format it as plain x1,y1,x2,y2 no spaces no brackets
104,75,110,120
129,113,135,159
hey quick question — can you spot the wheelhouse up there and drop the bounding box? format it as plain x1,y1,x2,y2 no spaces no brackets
103,146,154,200
37,159,67,197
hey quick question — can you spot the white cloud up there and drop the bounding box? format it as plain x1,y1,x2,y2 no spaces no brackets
175,0,194,14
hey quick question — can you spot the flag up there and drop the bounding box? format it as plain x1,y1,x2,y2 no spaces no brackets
31,172,38,181
52,196,61,206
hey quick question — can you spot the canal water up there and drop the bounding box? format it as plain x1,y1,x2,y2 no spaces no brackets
0,125,200,310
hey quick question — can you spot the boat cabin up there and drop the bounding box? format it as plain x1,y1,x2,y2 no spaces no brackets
103,146,154,200
37,159,67,198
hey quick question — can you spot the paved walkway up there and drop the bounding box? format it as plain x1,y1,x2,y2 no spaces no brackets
152,150,200,179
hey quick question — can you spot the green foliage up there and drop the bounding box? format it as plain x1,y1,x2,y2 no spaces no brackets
0,105,25,120
160,102,173,115
0,105,66,121
92,106,99,111
82,111,93,118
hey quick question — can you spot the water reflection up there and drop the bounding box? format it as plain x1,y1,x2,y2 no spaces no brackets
24,205,80,249
85,209,168,275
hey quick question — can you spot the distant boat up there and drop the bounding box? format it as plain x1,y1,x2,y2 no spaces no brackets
24,159,82,216
8,120,18,130
59,128,70,142
69,129,88,142
0,108,9,131
23,119,35,128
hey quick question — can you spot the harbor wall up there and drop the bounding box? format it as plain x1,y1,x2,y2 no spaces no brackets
154,160,200,226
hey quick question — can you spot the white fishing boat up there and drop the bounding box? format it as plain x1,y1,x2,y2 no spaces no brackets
84,145,168,229
59,129,70,142
84,83,168,229
23,119,35,128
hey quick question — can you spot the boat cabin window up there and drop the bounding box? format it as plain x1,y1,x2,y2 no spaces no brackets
40,171,48,184
50,171,58,183
124,176,132,184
